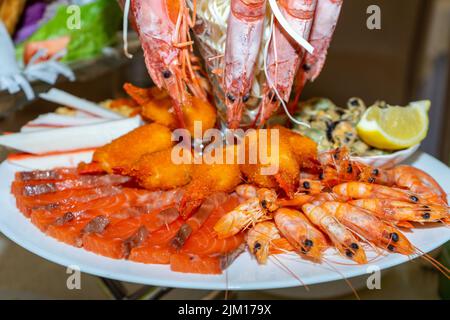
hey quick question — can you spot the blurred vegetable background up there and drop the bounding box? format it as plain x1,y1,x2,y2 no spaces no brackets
14,0,121,63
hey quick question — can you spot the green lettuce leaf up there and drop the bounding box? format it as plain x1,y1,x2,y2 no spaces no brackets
16,0,121,63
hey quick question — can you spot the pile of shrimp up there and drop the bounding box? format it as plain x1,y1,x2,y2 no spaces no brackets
215,147,449,273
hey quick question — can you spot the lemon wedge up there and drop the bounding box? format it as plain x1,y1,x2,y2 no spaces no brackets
356,100,430,150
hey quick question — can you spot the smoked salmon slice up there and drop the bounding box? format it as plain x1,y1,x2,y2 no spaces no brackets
18,175,131,197
30,189,131,231
170,253,222,275
15,168,80,182
170,193,229,250
82,217,147,259
129,219,183,264
11,169,246,274
181,195,245,256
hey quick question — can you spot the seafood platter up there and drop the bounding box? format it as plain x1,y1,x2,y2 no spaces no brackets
0,0,449,290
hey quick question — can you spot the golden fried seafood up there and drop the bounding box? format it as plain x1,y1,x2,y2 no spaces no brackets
142,95,217,134
93,123,173,173
141,95,178,129
125,83,216,134
272,125,318,170
129,148,192,191
239,128,300,197
180,146,242,217
182,96,217,134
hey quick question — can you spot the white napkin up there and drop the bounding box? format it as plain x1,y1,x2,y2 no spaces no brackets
0,21,75,101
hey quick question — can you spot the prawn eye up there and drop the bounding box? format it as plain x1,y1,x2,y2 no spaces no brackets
302,63,311,72
242,93,250,103
303,181,311,189
253,241,261,254
162,70,172,78
260,199,268,209
390,233,399,242
304,239,313,248
347,165,353,174
372,169,379,176
410,195,419,202
368,177,375,183
387,244,395,252
422,212,431,220
227,93,236,103
345,249,354,258
350,243,359,250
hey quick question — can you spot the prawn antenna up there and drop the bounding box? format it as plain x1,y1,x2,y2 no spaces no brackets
322,258,360,300
414,246,450,279
271,255,309,291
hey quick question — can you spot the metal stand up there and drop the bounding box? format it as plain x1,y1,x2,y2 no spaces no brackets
99,277,173,300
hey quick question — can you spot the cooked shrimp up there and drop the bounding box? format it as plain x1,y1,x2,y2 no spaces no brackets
235,184,258,200
349,199,448,227
257,0,317,125
214,188,278,238
247,221,281,264
321,202,415,255
224,0,267,128
302,203,367,264
360,165,447,205
291,0,343,108
333,182,424,204
126,0,208,127
392,166,447,205
274,208,328,261
276,191,338,207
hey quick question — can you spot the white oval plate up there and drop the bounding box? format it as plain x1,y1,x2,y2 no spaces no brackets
0,152,449,291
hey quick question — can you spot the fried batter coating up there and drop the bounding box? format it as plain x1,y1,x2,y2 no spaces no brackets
272,125,318,170
180,146,242,217
183,96,217,134
141,97,177,129
93,123,173,173
123,83,165,105
129,148,192,190
142,95,217,134
239,128,300,197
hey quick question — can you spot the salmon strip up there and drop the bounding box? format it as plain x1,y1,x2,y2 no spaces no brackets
15,168,80,182
170,253,222,275
129,219,184,264
83,204,183,259
18,175,131,197
170,193,229,250
30,188,130,231
181,196,245,255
